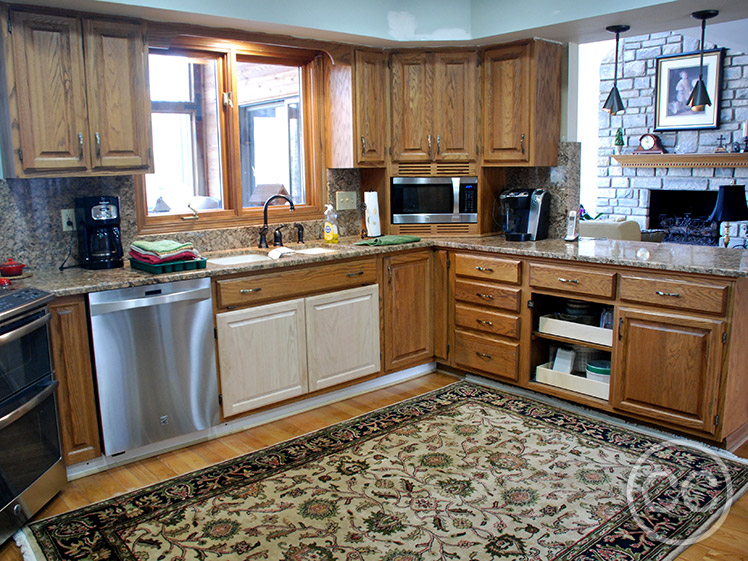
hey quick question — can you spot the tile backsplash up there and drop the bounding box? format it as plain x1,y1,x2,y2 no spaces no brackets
0,169,363,271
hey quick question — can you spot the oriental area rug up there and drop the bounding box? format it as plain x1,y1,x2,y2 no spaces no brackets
17,382,748,561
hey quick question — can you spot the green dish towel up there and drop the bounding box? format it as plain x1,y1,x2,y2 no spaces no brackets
132,239,194,253
354,235,421,246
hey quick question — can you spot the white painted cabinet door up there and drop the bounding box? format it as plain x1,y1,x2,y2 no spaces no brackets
305,285,380,391
216,299,307,417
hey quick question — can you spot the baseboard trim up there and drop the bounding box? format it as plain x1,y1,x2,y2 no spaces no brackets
66,363,438,481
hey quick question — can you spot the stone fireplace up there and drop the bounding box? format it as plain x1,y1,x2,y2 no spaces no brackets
596,31,747,239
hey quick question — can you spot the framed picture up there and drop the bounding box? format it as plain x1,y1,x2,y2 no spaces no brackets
654,48,725,131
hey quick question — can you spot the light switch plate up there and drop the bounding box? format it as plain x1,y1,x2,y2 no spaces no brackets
336,191,357,211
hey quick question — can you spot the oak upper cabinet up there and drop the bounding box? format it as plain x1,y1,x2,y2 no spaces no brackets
354,50,387,165
390,51,477,164
324,48,386,168
481,40,561,166
611,308,725,435
48,295,102,465
383,251,434,371
1,10,152,177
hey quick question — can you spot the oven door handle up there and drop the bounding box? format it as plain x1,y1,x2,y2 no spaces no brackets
0,312,51,345
0,379,58,431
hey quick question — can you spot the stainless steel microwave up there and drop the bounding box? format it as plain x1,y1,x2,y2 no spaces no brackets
390,176,478,224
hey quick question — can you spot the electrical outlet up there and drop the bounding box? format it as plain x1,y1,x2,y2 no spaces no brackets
336,191,357,211
61,209,76,232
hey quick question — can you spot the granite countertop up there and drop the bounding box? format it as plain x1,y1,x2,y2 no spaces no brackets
9,237,748,296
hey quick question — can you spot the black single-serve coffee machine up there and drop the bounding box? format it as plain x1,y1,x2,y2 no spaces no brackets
75,196,124,269
499,188,551,241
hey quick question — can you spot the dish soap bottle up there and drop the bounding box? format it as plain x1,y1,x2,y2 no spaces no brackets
324,204,339,244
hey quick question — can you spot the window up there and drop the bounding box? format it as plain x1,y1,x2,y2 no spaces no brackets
137,38,323,232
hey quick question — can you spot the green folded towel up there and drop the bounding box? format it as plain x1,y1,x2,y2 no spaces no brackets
354,235,421,246
132,239,194,253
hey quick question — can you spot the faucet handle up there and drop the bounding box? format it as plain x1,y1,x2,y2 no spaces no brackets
294,223,305,244
273,224,287,247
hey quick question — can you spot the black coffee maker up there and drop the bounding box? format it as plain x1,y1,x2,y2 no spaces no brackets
75,196,123,269
499,188,551,241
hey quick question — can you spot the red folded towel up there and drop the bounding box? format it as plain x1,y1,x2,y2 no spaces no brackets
129,248,200,264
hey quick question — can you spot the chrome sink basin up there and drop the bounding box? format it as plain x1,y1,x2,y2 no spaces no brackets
207,254,272,266
295,247,337,255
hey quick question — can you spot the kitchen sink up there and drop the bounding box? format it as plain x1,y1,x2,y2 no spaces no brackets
207,254,272,266
295,247,338,255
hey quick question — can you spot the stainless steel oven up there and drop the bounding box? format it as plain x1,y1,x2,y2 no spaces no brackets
390,176,478,224
0,288,66,545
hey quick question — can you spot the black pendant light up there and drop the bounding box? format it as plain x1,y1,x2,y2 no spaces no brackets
603,25,630,115
687,10,719,111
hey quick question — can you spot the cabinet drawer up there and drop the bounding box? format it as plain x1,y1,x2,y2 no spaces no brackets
619,275,729,315
454,279,521,311
455,303,520,339
216,259,377,309
454,330,519,381
454,253,521,284
529,263,616,299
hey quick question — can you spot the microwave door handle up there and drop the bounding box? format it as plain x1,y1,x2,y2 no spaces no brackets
0,312,51,345
452,177,460,216
0,379,58,431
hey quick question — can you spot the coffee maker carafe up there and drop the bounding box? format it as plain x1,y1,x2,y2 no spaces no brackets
75,196,123,269
499,189,551,241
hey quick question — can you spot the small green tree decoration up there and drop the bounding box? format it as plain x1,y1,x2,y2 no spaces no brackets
614,128,624,153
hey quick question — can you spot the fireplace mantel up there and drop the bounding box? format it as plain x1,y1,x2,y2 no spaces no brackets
613,153,748,168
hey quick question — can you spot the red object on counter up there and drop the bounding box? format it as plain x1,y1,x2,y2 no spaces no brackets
0,258,26,277
0,278,11,287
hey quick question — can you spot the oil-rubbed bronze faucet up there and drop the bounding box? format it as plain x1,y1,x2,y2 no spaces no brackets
259,195,295,248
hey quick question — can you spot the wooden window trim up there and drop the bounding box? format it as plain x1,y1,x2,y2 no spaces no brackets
137,37,325,234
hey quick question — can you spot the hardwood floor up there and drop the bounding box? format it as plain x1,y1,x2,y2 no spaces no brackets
1,372,746,560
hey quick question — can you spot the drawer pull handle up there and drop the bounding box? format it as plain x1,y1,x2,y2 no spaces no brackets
475,351,492,359
655,290,681,298
347,271,364,277
240,288,262,294
558,278,579,284
476,319,493,326
476,266,494,272
476,293,494,300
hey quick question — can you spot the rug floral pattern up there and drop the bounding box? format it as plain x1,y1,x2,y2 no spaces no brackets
26,382,748,560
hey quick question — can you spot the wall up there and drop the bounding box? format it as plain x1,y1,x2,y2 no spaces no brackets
596,32,748,228
0,170,362,270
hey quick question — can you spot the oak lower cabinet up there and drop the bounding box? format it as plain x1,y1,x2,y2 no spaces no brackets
0,10,152,177
383,251,434,372
451,252,522,382
216,285,380,418
611,308,725,435
48,295,102,465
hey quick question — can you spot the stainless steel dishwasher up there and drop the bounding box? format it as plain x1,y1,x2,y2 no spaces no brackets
88,278,219,456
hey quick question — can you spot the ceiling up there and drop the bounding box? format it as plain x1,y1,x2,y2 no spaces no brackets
9,0,748,49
